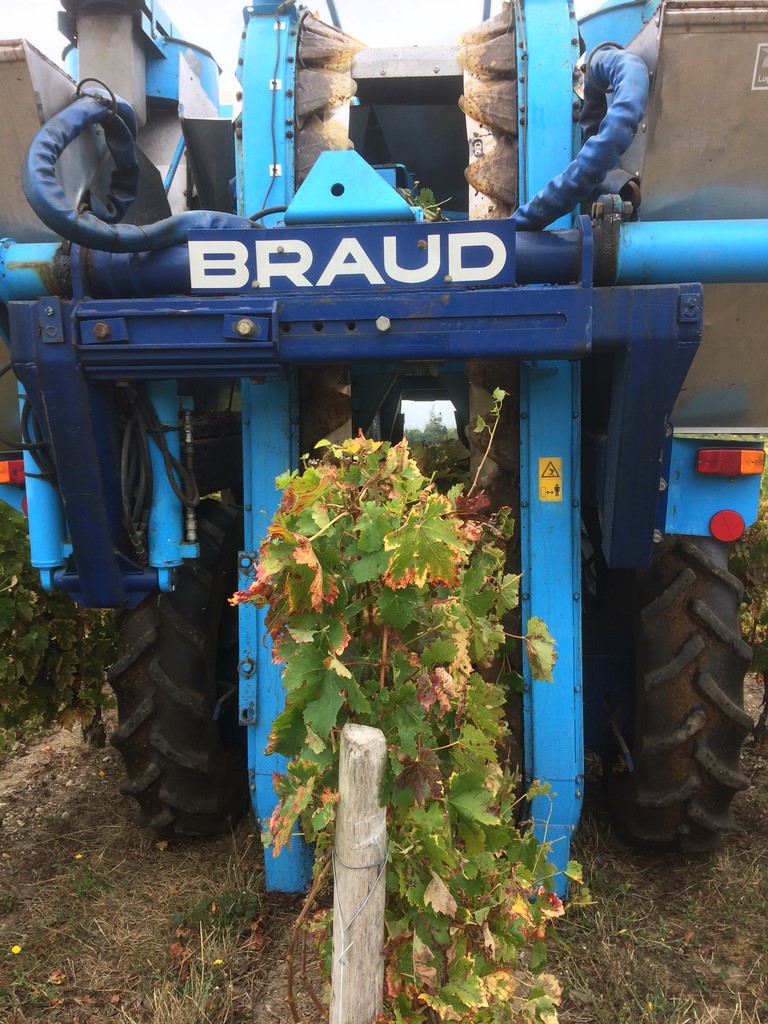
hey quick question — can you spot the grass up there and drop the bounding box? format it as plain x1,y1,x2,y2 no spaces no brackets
551,714,768,1023
0,736,305,1023
1,688,767,1023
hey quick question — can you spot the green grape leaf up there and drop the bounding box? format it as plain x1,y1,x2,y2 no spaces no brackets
524,616,557,682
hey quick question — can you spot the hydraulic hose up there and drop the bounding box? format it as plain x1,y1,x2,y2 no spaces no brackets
513,46,649,231
23,90,253,253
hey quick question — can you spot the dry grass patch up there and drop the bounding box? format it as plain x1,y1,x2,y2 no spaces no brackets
2,686,768,1022
0,721,310,1023
552,707,768,1024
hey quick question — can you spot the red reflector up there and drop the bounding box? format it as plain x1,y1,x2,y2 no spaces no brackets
696,448,765,475
710,509,745,542
0,459,25,485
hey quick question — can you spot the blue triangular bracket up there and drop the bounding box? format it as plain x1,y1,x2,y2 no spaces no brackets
284,151,417,225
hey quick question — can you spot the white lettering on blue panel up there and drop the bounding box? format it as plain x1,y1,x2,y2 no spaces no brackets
188,221,516,293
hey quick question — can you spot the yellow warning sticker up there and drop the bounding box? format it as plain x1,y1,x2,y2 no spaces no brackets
539,457,563,502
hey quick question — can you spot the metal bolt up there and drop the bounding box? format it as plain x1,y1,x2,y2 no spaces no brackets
379,67,387,76
653,529,663,543
575,790,583,799
44,326,57,337
573,593,580,602
433,64,440,73
659,478,667,492
417,239,427,249
277,245,285,253
234,318,256,337
92,322,111,339
444,275,453,283
44,306,54,317
375,316,391,333
622,201,634,219
573,500,580,508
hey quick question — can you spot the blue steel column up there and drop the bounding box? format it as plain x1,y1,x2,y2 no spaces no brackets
239,378,313,892
520,362,583,880
519,0,583,887
235,0,311,891
237,3,298,225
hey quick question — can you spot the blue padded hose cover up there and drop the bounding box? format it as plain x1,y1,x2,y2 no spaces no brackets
23,91,252,253
513,47,649,231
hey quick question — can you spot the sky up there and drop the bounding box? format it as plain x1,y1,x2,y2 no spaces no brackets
4,1,505,77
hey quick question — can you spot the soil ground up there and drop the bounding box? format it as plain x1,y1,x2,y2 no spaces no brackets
0,679,766,1023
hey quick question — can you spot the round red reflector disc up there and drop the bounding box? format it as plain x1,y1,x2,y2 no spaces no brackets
709,509,745,542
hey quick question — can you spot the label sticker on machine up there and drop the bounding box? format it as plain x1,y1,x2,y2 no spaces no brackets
539,458,563,502
187,221,516,293
753,43,768,90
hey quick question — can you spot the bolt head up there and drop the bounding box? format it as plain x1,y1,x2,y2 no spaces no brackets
375,316,391,333
92,321,110,339
234,318,256,337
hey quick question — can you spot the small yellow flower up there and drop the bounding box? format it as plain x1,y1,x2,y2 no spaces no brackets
74,853,83,860
98,771,106,778
10,945,21,955
213,958,223,966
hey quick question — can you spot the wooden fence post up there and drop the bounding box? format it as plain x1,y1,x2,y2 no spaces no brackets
329,723,388,1024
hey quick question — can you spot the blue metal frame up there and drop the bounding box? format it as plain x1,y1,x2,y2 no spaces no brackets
237,4,299,224
234,5,307,888
6,287,707,895
518,0,582,888
520,359,583,878
239,377,314,891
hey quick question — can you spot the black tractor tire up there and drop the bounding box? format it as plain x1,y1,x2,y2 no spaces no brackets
108,499,248,837
613,535,753,852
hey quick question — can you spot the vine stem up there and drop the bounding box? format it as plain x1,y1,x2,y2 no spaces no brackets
467,398,505,498
379,624,389,690
286,850,333,1023
308,511,350,543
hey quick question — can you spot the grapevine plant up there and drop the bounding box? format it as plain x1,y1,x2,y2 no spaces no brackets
233,431,581,1023
0,503,114,739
